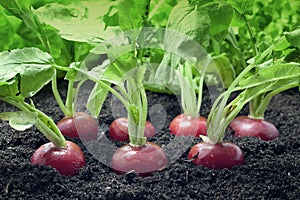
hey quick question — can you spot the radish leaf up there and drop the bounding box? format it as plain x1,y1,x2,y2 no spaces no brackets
238,63,300,89
0,48,54,98
0,111,37,131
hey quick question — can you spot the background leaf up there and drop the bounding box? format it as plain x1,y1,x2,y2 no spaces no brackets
285,28,300,49
118,0,150,31
202,2,233,41
34,1,120,44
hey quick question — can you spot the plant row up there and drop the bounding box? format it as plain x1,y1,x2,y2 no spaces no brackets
0,0,299,176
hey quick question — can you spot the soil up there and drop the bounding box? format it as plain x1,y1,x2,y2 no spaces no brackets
0,81,299,200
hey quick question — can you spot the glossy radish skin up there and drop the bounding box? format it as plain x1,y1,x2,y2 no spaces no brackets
111,142,168,176
57,112,98,140
230,116,279,141
109,118,156,141
188,142,244,169
169,114,207,137
31,141,85,176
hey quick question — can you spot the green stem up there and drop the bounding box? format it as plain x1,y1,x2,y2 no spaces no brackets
0,97,66,148
176,63,198,117
243,15,258,56
254,82,299,118
207,62,256,134
34,118,66,148
225,80,282,128
51,69,69,116
86,74,130,111
65,80,75,116
136,87,148,146
127,77,147,147
71,66,129,109
247,36,286,118
196,59,210,115
21,101,66,147
249,96,262,118
73,80,86,115
53,64,69,72
228,28,248,69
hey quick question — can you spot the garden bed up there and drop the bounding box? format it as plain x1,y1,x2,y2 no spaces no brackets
0,81,299,199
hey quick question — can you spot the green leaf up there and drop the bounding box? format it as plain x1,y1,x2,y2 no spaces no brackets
0,78,19,97
103,52,138,83
34,1,120,43
0,48,54,98
118,0,150,31
0,7,31,51
166,0,210,47
0,0,31,18
0,0,72,66
0,111,37,131
227,0,254,27
188,0,213,6
227,0,254,15
238,63,300,89
273,37,290,51
206,54,236,88
285,28,300,49
148,0,173,27
31,0,80,8
65,62,88,81
202,2,233,41
155,0,213,90
102,5,119,29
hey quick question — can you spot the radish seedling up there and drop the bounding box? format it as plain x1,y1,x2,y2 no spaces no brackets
228,27,300,140
153,1,234,137
109,66,168,176
189,37,300,168
73,0,168,176
0,48,85,176
51,57,99,141
169,63,207,137
230,60,300,141
75,61,168,176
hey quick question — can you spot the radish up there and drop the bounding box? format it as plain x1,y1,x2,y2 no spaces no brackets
109,117,156,141
31,141,85,176
112,142,167,176
169,114,207,137
169,63,207,136
57,112,98,140
230,116,279,141
188,142,244,169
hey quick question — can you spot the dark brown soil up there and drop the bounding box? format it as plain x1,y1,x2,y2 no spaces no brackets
0,81,299,199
